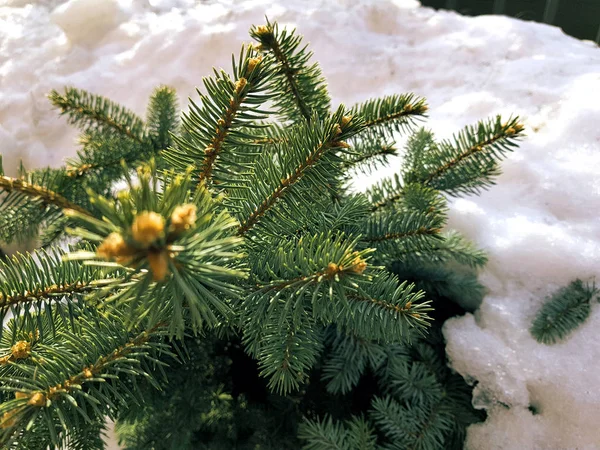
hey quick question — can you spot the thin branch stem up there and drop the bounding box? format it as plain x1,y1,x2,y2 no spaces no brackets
199,80,249,183
0,282,94,309
0,176,90,216
51,94,144,144
269,38,311,121
238,137,335,235
422,133,506,185
362,227,441,244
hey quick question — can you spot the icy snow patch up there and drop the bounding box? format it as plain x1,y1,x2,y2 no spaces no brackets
1,0,600,448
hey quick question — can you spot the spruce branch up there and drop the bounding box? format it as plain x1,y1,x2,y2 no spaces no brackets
361,203,446,261
349,94,427,140
49,88,146,144
299,416,377,450
342,138,398,175
65,162,245,337
65,132,146,181
0,312,170,448
0,175,89,216
146,85,180,151
391,230,487,268
368,174,406,212
370,396,454,450
322,331,388,395
410,117,525,196
0,247,119,340
251,21,331,122
340,271,432,342
256,316,322,394
168,45,273,185
530,279,597,345
237,108,362,235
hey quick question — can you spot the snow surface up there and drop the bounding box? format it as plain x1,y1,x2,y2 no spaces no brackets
1,0,600,448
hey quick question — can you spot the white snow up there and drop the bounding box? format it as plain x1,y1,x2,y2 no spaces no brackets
1,0,600,449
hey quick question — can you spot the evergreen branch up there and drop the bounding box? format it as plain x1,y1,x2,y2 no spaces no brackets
530,279,597,345
146,85,180,151
299,416,349,450
342,141,397,175
0,313,170,448
168,45,274,185
0,281,91,310
49,88,146,143
361,207,446,260
338,272,432,342
248,232,370,302
65,132,143,180
199,78,250,182
370,396,454,450
65,163,245,337
241,233,371,364
0,175,89,216
300,416,377,450
362,226,441,244
237,108,362,235
251,21,331,122
65,86,178,182
256,316,322,395
390,230,487,268
404,117,525,196
0,248,117,338
322,331,388,395
349,94,427,139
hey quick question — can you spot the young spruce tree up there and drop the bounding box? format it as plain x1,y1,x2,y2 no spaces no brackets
0,21,523,449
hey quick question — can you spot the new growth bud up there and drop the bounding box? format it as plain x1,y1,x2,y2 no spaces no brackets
11,341,30,359
132,212,165,246
97,232,134,262
246,56,263,75
27,392,46,407
148,250,170,282
170,204,197,234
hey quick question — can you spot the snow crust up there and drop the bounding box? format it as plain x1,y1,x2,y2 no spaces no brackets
1,0,599,448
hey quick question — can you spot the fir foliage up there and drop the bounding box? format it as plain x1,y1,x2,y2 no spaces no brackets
530,279,597,345
0,20,523,449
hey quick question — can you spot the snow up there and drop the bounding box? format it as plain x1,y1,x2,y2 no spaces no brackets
1,0,600,448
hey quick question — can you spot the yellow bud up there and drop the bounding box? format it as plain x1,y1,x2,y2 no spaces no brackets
14,392,28,400
1,411,18,429
27,392,46,407
11,341,30,359
131,212,165,246
83,367,93,378
235,77,247,93
325,263,339,277
170,204,197,234
97,232,133,260
0,355,10,365
341,115,352,127
349,257,367,275
331,141,350,148
246,56,263,75
148,250,170,282
255,25,271,36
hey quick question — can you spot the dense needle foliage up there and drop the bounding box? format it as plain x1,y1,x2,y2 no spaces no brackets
0,21,523,449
